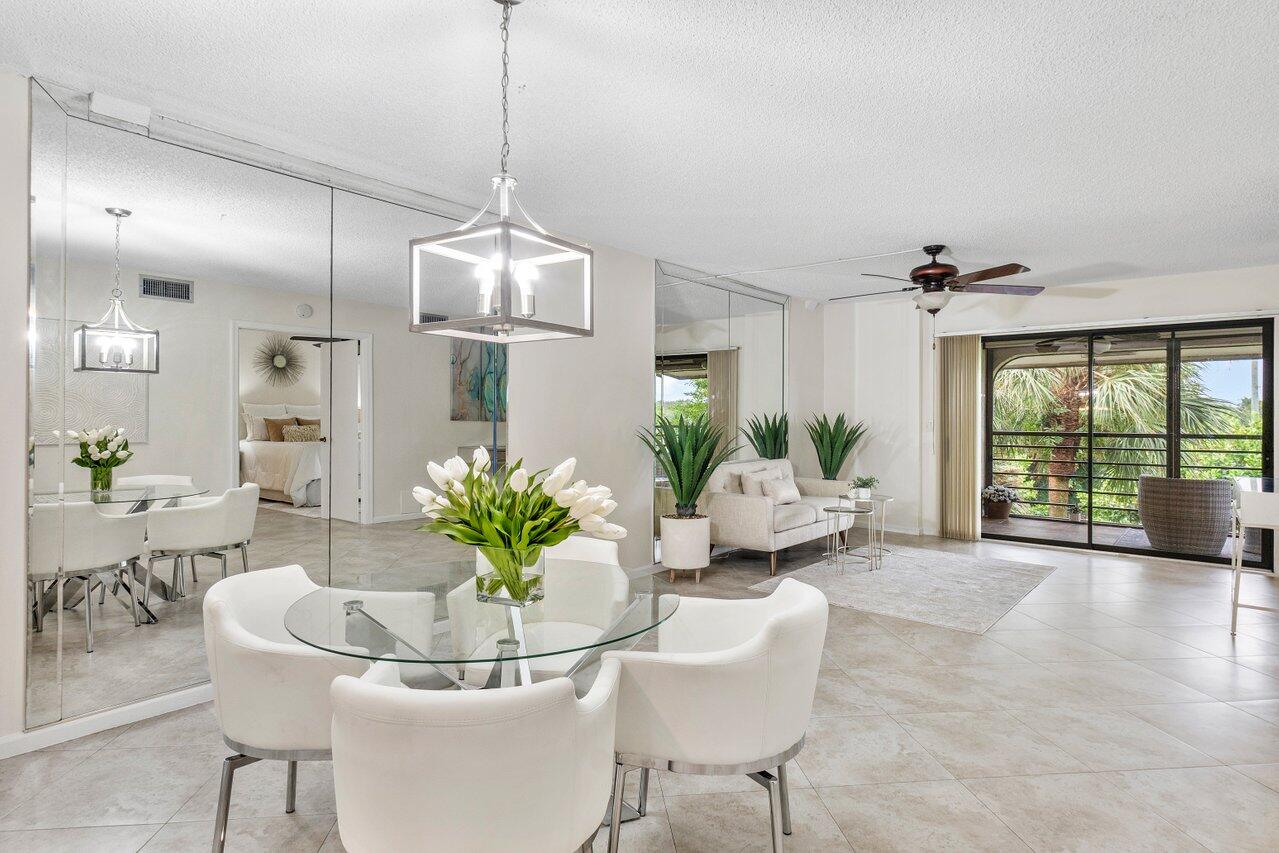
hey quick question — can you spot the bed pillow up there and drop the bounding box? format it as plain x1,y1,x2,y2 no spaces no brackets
242,414,268,441
243,403,287,418
296,417,322,427
264,416,299,442
286,404,322,420
282,424,321,442
763,476,802,505
741,468,781,497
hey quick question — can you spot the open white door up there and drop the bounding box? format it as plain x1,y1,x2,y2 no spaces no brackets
321,339,362,523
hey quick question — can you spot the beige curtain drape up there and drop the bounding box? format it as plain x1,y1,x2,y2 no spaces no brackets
940,334,982,540
707,348,739,444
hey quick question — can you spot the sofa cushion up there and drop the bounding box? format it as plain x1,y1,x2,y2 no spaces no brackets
773,503,818,532
708,458,795,494
742,468,782,497
763,476,802,505
799,495,844,513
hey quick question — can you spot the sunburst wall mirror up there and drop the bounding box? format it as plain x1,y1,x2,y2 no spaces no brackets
253,334,305,387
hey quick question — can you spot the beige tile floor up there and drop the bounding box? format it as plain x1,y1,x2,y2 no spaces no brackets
7,532,1279,851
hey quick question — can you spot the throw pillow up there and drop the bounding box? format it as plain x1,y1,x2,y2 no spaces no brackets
763,476,802,505
242,414,269,441
741,468,781,497
264,416,299,442
282,424,322,442
296,417,321,427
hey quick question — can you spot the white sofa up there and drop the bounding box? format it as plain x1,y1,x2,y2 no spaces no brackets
706,458,855,575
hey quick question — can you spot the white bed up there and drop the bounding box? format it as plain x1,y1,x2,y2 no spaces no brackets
239,439,323,507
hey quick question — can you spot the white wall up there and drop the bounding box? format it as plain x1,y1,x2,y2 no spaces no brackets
786,301,825,478
508,246,656,568
802,264,1279,535
0,72,30,741
237,327,323,409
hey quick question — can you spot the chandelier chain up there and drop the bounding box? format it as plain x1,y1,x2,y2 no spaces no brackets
499,1,512,174
112,214,122,299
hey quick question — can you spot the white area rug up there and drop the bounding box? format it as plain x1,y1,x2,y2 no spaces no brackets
750,545,1056,633
258,499,323,519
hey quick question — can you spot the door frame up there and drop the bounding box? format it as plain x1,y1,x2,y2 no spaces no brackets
228,320,375,525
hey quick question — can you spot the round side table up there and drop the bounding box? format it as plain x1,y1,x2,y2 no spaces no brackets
823,505,873,572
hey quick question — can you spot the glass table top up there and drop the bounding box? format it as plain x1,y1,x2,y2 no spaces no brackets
284,559,680,667
31,484,209,505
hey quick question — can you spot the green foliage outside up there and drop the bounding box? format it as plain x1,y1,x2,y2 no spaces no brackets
657,377,709,421
992,361,1262,526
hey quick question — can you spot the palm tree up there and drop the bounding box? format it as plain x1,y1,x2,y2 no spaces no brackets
993,363,1238,520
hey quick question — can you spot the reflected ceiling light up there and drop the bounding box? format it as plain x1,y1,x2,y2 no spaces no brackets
409,0,592,343
73,208,159,373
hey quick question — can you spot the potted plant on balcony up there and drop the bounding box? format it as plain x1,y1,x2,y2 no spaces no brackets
981,484,1018,520
638,414,738,576
805,413,868,480
741,412,788,460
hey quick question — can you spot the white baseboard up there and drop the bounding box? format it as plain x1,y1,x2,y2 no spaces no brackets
0,682,213,759
372,511,423,524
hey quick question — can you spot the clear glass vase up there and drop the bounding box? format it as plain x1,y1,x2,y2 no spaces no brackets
475,547,546,607
90,467,112,493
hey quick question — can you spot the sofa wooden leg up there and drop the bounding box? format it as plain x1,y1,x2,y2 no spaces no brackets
695,569,701,584
769,551,778,576
668,569,675,583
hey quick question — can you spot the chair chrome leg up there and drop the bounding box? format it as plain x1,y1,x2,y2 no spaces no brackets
189,553,198,584
240,543,250,574
85,577,94,653
637,766,651,817
285,760,297,814
144,557,156,607
220,552,228,580
765,772,785,852
607,762,627,853
213,754,260,853
128,562,140,627
778,762,792,835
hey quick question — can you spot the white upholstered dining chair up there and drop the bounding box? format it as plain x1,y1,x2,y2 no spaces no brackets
546,534,621,565
146,483,259,600
28,502,148,652
329,658,621,853
604,578,828,852
202,564,435,852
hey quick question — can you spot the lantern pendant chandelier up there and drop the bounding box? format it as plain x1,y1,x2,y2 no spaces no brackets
73,208,159,373
409,0,593,342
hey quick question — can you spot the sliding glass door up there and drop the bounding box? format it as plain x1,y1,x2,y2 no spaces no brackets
984,320,1273,568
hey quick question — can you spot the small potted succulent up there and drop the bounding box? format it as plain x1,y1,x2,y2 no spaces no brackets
851,475,879,500
981,484,1018,520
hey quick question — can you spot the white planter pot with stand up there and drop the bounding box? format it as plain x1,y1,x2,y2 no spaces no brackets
660,514,710,583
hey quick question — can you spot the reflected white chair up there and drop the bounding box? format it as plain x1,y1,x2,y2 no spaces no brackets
203,565,434,852
447,554,630,686
28,502,148,652
604,578,828,852
330,658,621,853
145,483,259,601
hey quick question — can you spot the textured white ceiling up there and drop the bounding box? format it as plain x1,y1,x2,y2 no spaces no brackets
7,0,1279,301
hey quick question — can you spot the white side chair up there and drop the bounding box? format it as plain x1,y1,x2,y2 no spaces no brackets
546,534,621,565
146,483,259,601
28,502,148,652
604,578,828,852
203,565,434,853
330,658,621,853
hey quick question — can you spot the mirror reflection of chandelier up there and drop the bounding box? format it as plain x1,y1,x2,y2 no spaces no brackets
73,207,159,373
409,0,593,343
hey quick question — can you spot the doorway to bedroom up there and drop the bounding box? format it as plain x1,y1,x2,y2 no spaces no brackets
233,323,372,529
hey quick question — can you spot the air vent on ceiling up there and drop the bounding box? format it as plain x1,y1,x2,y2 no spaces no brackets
139,275,194,303
419,312,448,324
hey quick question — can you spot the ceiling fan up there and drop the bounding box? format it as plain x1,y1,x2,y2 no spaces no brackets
831,245,1043,314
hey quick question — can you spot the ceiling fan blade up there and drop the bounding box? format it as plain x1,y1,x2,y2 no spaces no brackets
860,273,913,282
950,263,1029,286
957,283,1045,296
829,285,921,302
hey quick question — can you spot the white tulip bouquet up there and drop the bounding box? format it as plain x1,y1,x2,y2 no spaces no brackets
62,427,132,491
414,448,625,603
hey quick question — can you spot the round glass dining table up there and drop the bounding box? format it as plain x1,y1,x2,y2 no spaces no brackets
31,483,210,510
285,559,680,691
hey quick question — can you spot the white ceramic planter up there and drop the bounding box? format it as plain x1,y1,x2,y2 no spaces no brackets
854,488,872,500
660,515,710,569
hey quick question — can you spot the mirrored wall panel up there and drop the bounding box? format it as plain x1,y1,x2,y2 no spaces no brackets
653,261,786,555
25,83,503,728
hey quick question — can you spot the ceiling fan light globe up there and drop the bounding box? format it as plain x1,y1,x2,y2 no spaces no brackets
912,290,954,314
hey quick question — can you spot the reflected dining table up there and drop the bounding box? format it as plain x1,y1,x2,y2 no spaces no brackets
32,483,211,621
285,558,680,693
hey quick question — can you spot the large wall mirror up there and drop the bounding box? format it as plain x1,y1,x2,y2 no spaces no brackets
25,82,502,728
652,261,786,557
